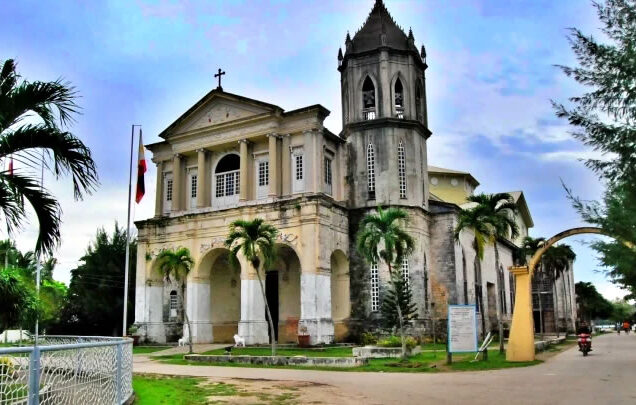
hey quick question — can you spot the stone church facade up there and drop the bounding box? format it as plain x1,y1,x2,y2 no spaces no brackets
134,0,574,344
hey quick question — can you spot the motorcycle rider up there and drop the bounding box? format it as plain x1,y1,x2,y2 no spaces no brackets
623,321,631,334
577,322,592,352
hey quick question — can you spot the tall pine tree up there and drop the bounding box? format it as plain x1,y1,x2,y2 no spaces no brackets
555,0,636,298
381,273,418,331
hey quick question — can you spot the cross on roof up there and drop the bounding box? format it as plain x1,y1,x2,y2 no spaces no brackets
214,68,226,91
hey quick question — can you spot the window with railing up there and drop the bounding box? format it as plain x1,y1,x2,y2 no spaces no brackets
362,76,376,121
169,290,178,318
367,143,376,200
370,262,379,312
395,78,404,119
213,154,240,208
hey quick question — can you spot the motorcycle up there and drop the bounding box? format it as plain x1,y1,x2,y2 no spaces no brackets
577,333,592,356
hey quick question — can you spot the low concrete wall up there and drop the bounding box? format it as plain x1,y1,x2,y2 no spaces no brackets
352,346,422,358
535,336,566,351
183,354,367,368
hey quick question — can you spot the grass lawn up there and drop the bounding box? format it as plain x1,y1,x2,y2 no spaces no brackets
202,346,353,357
133,374,300,404
133,346,171,355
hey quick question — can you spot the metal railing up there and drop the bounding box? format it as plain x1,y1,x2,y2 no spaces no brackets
0,336,133,405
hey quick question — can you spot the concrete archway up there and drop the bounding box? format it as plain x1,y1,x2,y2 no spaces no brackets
507,227,607,361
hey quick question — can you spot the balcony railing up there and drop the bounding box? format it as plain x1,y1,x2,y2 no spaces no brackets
363,108,376,121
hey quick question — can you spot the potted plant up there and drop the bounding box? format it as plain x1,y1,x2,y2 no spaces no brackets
127,325,140,346
298,325,310,348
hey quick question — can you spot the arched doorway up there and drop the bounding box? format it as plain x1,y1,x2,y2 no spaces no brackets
507,227,623,361
330,250,350,341
198,248,241,343
266,244,301,343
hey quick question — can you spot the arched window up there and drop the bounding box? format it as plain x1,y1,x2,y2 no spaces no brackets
370,262,379,312
362,76,376,120
169,290,178,319
395,78,404,119
367,143,376,200
214,154,240,208
398,141,406,199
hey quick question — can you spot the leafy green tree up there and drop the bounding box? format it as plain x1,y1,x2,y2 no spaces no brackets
53,224,135,336
357,206,415,359
155,247,194,354
0,59,98,255
610,299,636,323
225,218,278,355
380,273,417,331
0,267,37,331
575,282,613,322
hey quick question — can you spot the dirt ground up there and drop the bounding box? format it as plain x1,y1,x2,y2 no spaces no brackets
205,377,367,404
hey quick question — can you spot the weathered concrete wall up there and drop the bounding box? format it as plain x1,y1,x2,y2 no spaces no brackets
184,354,368,368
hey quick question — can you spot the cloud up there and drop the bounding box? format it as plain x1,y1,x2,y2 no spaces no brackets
540,149,610,162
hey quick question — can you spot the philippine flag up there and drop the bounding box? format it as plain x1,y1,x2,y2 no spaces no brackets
135,129,146,203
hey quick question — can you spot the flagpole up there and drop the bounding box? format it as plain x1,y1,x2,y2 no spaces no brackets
123,124,141,336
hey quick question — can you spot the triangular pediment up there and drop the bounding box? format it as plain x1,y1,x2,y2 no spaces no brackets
161,91,282,138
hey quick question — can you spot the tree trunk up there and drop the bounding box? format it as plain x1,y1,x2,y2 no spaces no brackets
475,259,486,340
538,279,544,341
562,274,569,334
182,283,193,354
388,262,407,360
255,263,277,356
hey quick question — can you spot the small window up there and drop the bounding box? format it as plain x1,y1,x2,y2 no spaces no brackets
367,143,376,200
292,150,305,193
166,179,173,202
401,257,410,287
190,174,197,199
324,156,332,195
370,262,379,312
258,161,269,187
398,141,406,199
169,290,178,318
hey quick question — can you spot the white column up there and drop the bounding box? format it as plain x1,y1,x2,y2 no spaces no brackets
154,161,163,217
145,280,167,344
186,277,212,343
267,134,279,197
172,154,183,212
196,149,208,208
299,269,334,345
238,278,269,344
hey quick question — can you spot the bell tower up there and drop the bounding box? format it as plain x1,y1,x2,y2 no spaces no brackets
338,0,431,209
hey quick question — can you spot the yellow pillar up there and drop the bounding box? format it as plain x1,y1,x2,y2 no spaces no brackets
239,140,249,202
172,154,182,212
506,266,536,362
281,134,291,196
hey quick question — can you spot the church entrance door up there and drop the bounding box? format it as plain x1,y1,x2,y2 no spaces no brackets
265,271,279,342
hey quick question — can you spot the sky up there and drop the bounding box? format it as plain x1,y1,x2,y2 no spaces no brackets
0,0,625,300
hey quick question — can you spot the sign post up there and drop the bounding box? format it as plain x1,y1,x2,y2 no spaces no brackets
447,305,478,358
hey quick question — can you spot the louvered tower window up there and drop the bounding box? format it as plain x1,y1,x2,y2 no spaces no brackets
367,143,376,200
398,141,406,198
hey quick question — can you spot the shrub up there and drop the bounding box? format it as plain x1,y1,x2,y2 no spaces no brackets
378,335,417,350
0,356,15,376
360,331,378,346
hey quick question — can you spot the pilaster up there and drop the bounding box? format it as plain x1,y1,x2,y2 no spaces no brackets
239,140,249,201
172,154,183,212
299,268,334,345
154,161,163,217
186,276,212,343
196,149,209,208
267,134,279,197
281,134,291,196
238,257,269,344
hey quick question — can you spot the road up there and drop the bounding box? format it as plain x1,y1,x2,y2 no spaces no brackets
134,332,636,404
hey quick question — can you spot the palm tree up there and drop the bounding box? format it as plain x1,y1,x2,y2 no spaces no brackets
454,204,493,340
519,236,547,339
155,247,195,354
0,59,98,256
224,218,278,355
356,206,415,359
465,193,519,352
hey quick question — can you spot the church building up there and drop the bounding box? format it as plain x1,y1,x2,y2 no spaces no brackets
134,0,575,344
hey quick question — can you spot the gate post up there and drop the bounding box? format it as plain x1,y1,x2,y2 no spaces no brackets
506,266,536,362
28,346,40,405
116,343,123,404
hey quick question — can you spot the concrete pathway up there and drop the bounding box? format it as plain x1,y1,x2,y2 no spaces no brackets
135,333,636,404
